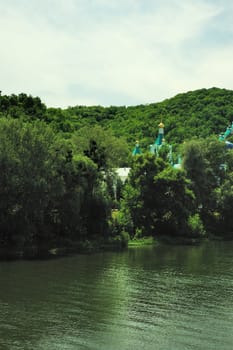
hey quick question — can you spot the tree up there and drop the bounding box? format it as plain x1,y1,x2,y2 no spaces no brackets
213,174,233,237
0,118,112,253
182,138,229,233
0,118,61,248
120,153,196,237
54,150,109,240
0,93,46,120
71,125,130,169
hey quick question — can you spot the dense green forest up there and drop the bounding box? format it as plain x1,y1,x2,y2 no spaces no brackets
1,88,233,258
2,87,233,148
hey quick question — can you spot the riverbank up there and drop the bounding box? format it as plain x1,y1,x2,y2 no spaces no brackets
128,236,157,247
0,237,128,260
128,235,204,247
0,237,155,260
0,234,230,261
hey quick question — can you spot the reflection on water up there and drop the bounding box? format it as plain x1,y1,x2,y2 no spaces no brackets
0,241,233,350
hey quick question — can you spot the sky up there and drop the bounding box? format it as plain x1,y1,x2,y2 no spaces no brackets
0,0,233,108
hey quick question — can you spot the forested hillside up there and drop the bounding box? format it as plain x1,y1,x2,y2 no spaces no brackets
44,87,233,151
1,87,233,258
62,87,233,148
1,87,233,151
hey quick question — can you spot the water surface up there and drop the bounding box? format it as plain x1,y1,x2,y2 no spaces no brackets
0,241,233,349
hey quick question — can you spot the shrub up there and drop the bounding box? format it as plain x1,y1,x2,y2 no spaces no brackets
187,214,206,237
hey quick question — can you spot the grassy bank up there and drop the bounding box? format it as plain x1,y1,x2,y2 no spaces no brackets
128,236,157,247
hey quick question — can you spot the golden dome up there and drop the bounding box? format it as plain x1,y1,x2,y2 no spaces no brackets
158,122,164,128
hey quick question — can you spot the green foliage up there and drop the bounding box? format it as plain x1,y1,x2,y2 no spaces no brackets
187,214,206,237
71,125,130,169
2,88,233,158
182,139,216,210
212,173,233,237
120,153,196,238
182,138,233,237
2,87,233,249
183,138,227,231
0,118,112,252
0,118,60,247
47,87,233,151
0,93,46,120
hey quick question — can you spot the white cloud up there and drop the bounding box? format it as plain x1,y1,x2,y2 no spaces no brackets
0,0,230,107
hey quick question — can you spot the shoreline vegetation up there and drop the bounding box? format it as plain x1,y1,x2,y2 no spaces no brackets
1,231,230,260
1,89,233,261
0,235,225,261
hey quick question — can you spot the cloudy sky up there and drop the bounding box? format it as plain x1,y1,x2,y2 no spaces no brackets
0,0,232,107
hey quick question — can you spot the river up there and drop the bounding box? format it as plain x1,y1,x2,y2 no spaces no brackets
0,241,233,350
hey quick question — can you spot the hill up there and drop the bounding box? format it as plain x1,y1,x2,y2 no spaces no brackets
59,87,233,147
1,87,233,151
